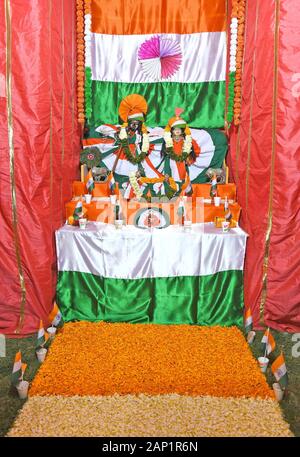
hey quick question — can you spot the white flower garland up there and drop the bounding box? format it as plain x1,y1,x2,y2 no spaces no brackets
119,129,150,154
141,133,150,153
163,132,193,155
119,127,128,140
229,17,238,72
129,172,143,199
84,13,92,69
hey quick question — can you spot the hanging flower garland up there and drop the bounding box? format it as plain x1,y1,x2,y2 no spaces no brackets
76,0,85,126
234,0,246,126
119,127,150,164
163,131,193,162
129,172,143,199
226,0,246,127
84,0,92,123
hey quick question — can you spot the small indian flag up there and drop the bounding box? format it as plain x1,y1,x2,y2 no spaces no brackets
48,302,62,327
244,307,253,333
123,183,134,200
11,351,22,386
36,320,49,348
210,174,217,198
108,172,116,194
225,206,233,222
84,170,95,194
73,201,83,221
177,199,185,223
85,170,95,193
261,328,276,355
271,353,288,388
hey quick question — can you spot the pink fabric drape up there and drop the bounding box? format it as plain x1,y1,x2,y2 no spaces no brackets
229,0,300,332
0,0,81,336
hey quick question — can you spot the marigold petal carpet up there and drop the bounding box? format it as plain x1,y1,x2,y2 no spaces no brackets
29,322,274,398
7,322,293,437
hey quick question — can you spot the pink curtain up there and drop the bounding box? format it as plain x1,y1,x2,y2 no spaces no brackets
0,0,81,336
229,0,300,332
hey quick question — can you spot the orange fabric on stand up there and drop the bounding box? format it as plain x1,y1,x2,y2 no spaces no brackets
192,184,237,200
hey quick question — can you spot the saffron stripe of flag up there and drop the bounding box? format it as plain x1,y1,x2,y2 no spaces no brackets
21,363,27,378
91,0,226,35
11,351,22,386
271,353,288,388
244,308,253,333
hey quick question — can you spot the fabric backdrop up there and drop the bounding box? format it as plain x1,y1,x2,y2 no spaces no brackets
85,0,227,129
0,0,81,336
229,0,300,332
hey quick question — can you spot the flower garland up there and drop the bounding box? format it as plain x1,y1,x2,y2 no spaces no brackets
226,0,246,127
119,127,150,164
129,172,143,199
84,0,92,122
163,131,193,162
140,176,177,192
233,0,246,126
76,0,85,126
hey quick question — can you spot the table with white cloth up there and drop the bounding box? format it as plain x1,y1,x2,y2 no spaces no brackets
55,222,248,326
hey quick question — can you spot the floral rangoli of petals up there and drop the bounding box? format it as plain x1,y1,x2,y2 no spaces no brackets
138,35,182,80
29,322,274,398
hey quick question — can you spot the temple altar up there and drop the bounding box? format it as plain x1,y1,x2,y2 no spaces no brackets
56,222,247,326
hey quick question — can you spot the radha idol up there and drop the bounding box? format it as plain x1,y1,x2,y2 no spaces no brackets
160,108,201,195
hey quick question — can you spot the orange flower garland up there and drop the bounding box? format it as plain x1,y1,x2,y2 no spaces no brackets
233,0,246,126
76,0,90,127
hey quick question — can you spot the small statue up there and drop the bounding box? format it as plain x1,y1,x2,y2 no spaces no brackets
91,166,108,182
206,167,226,184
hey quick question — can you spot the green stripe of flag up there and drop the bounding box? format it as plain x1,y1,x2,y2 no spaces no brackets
57,270,244,326
86,76,225,131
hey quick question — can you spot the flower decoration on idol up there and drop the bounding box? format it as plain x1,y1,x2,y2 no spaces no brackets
129,172,143,199
138,35,182,81
164,108,192,160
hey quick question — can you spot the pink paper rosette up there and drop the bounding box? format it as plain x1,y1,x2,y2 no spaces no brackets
138,35,182,80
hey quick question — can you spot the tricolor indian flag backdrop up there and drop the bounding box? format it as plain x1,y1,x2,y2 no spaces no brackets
85,0,227,131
